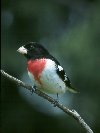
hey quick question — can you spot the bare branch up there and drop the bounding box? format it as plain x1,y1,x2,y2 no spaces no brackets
1,70,93,133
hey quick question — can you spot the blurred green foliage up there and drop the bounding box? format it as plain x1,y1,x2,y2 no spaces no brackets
1,0,100,133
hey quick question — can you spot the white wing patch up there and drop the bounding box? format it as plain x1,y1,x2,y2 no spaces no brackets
64,74,68,81
58,65,63,71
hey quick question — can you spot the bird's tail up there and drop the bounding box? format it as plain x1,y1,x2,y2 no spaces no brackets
67,86,79,93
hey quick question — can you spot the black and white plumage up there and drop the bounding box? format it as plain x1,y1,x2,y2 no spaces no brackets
17,42,77,94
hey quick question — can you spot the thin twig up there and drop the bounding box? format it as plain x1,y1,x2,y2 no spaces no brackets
1,70,93,133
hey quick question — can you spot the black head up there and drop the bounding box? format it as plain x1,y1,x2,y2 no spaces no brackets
17,42,49,60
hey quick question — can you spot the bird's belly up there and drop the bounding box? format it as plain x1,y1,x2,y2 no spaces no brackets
28,59,66,94
28,71,66,94
39,63,66,94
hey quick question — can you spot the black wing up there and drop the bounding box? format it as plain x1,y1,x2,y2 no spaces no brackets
56,64,71,87
50,55,71,87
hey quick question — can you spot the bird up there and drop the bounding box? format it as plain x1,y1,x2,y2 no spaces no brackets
17,42,78,96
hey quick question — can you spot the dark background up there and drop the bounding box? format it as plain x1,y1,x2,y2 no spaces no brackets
1,0,100,133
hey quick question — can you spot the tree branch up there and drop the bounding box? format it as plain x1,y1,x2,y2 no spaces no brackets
1,69,93,133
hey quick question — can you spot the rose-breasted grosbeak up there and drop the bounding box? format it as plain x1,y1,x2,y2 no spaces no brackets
17,42,77,95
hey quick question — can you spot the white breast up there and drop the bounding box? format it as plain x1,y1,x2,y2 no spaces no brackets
28,59,66,94
39,59,66,94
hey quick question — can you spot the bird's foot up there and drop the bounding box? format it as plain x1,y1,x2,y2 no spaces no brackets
53,94,59,107
53,99,59,107
31,85,37,95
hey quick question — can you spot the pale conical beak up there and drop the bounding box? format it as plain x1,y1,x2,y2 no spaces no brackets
17,46,27,54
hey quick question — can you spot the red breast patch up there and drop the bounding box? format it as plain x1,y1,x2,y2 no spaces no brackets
27,59,46,84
